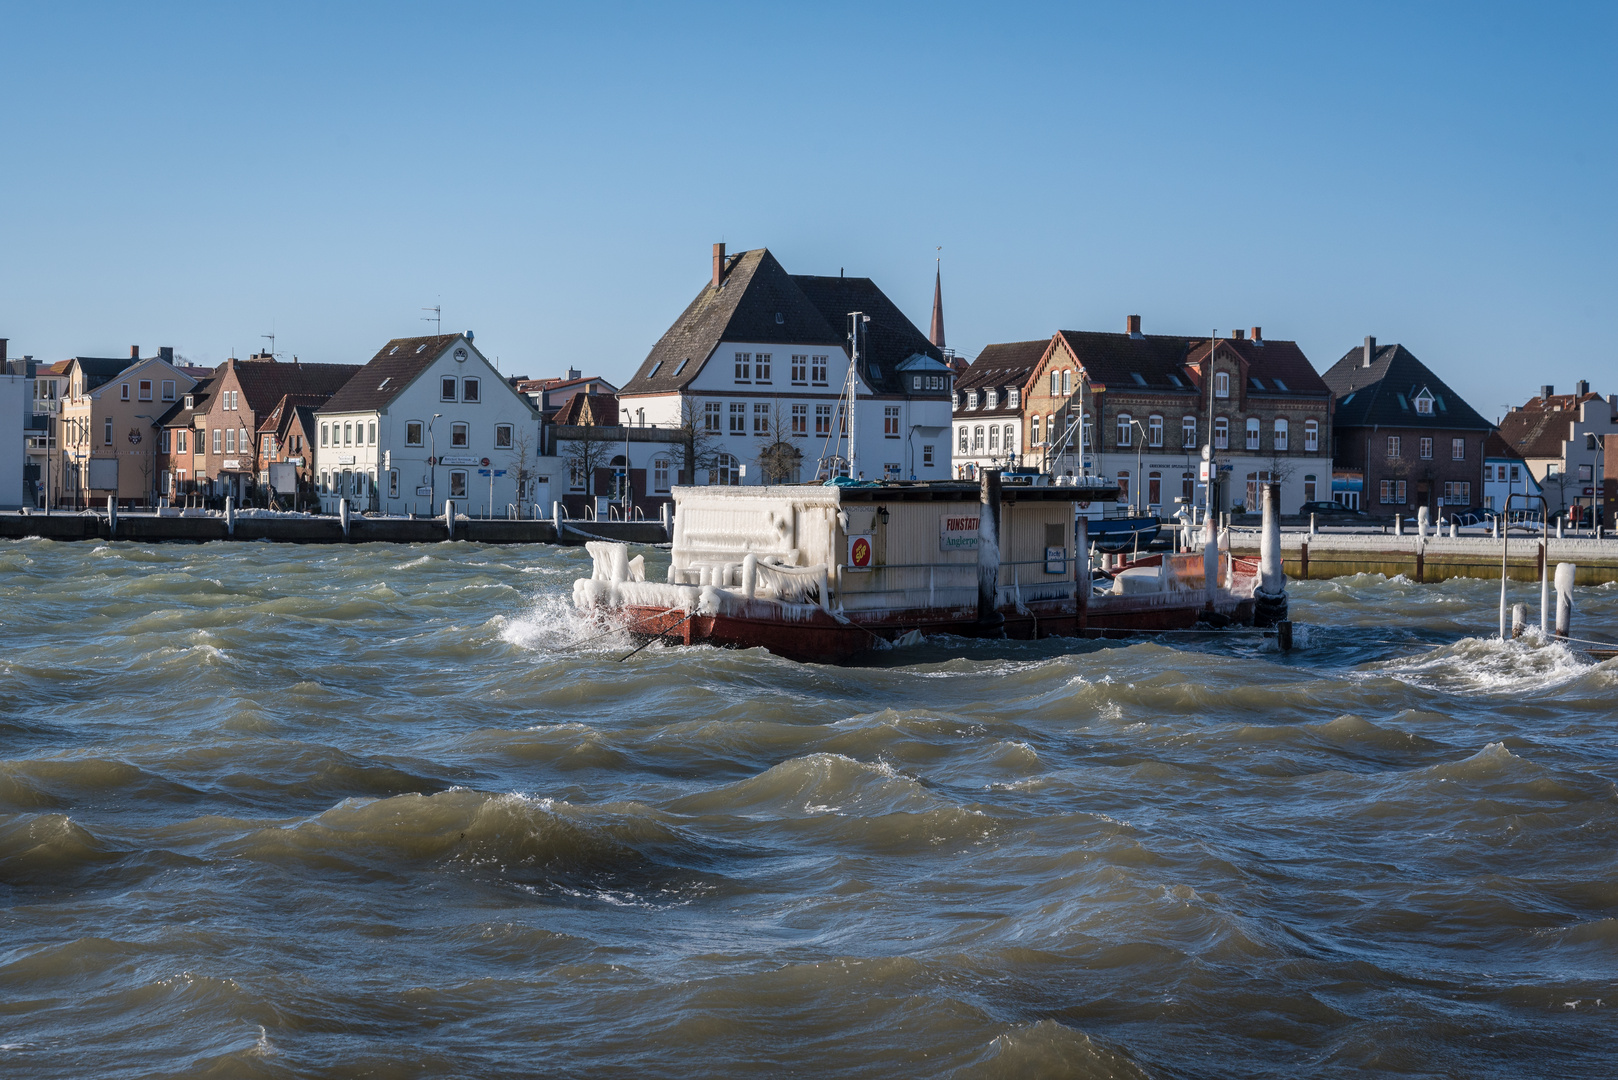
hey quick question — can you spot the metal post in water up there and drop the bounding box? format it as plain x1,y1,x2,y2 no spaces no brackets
107,495,117,538
1499,521,1510,640
1554,562,1574,639
552,501,562,526
224,496,234,538
1309,512,1317,536
1203,487,1219,612
444,499,454,539
1075,514,1090,630
977,468,1004,631
1512,603,1527,639
1540,540,1550,638
339,497,350,538
1254,482,1287,626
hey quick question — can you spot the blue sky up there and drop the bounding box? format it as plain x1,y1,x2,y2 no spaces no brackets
2,2,1613,419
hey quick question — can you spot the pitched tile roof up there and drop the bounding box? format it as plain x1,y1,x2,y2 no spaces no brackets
1055,331,1197,391
67,356,137,390
1495,408,1572,460
154,377,216,426
554,392,619,426
232,359,363,414
620,248,943,397
1484,431,1530,461
1321,343,1493,431
955,341,1050,411
1185,337,1332,397
319,334,463,413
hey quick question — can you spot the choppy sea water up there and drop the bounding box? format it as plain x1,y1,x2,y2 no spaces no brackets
2,539,1616,1079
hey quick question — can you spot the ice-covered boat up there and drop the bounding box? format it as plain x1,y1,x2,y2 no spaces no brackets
573,472,1270,663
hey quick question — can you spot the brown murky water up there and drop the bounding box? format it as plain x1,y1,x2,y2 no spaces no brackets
2,539,1615,1078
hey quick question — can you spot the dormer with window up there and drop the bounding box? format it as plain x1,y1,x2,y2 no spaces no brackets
966,391,979,410
1008,388,1019,409
985,389,998,409
1414,388,1435,415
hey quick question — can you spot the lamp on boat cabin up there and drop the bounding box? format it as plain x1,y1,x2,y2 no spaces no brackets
876,505,890,524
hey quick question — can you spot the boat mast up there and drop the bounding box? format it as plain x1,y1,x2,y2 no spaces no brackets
847,312,866,479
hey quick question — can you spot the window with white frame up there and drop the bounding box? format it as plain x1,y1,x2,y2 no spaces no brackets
1031,414,1041,446
884,407,900,437
368,422,377,445
1182,416,1197,448
1214,372,1230,398
704,402,721,433
967,391,979,410
213,428,222,453
811,356,828,385
1049,371,1059,396
791,356,807,384
1452,438,1465,460
449,470,467,498
1415,390,1434,415
1387,435,1401,459
734,353,751,382
653,457,670,491
451,422,468,448
120,383,129,401
343,423,352,446
755,354,771,383
1062,370,1072,396
753,402,769,434
389,470,399,498
441,377,456,401
989,426,999,451
712,453,740,486
405,421,423,446
1003,424,1015,451
972,425,984,451
321,423,329,447
105,418,114,445
1148,415,1163,447
1117,413,1132,448
462,378,479,403
1214,417,1228,449
1304,419,1318,452
791,404,807,436
985,389,998,409
1008,388,1020,408
162,380,175,401
958,426,969,454
816,404,832,436
226,428,236,453
138,380,152,401
729,402,746,434
1420,437,1432,459
1245,417,1260,449
1274,418,1288,451
494,424,513,448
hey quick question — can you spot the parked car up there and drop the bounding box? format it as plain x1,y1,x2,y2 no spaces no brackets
1298,500,1365,518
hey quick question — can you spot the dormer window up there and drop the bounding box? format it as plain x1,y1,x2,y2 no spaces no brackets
1414,389,1435,415
1008,388,1019,409
967,391,979,410
985,389,998,409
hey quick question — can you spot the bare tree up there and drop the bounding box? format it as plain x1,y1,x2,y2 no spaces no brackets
660,396,718,486
507,424,537,515
560,424,612,498
756,402,802,484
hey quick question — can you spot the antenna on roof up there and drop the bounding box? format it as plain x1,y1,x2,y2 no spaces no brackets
422,304,441,333
261,331,279,359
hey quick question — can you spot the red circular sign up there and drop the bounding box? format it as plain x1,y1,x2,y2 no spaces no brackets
850,536,872,568
481,457,490,467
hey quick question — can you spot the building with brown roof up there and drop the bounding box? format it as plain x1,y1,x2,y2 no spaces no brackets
1494,380,1616,520
58,346,200,507
195,353,363,504
956,319,1334,514
1320,338,1493,519
617,244,954,483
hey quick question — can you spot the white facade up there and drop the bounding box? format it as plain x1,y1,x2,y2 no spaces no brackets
1484,455,1541,513
316,336,540,517
619,341,953,485
0,373,26,509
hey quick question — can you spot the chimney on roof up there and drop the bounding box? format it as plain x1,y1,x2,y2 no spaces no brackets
159,346,173,363
0,339,6,365
1362,336,1376,368
1251,326,1263,345
712,242,726,288
1126,314,1142,339
1231,329,1246,340
131,345,140,360
567,366,581,380
1576,379,1589,396
1541,384,1554,400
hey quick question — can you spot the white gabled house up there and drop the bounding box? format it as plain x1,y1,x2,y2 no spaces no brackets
314,333,540,516
616,244,955,485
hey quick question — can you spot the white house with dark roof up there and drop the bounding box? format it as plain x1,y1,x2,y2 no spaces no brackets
616,244,954,484
315,333,540,516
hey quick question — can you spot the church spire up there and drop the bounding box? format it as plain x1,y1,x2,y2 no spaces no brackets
929,259,946,349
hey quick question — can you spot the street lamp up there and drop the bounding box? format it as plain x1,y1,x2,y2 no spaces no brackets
1126,418,1150,514
1587,432,1606,532
428,413,442,511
